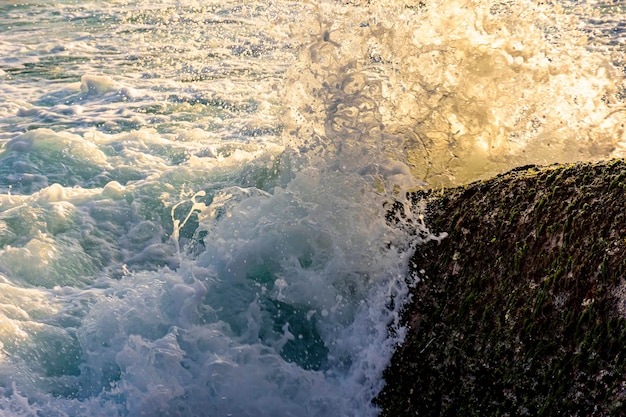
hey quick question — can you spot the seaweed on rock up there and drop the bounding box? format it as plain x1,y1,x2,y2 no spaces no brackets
376,160,626,416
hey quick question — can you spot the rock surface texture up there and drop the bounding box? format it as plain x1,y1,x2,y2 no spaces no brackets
376,160,626,416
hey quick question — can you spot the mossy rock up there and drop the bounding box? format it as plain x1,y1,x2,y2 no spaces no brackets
376,159,626,416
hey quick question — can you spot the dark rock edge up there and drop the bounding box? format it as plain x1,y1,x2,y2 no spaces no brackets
375,159,626,416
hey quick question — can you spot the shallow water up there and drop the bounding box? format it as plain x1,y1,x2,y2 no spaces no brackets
0,0,624,416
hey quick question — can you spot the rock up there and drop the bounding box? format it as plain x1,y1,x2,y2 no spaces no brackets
375,160,626,416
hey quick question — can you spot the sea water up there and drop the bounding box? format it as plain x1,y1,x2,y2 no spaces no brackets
0,0,624,416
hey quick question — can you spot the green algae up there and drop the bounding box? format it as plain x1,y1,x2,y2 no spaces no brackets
376,160,626,416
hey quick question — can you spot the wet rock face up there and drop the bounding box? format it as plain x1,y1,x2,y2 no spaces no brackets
376,160,626,416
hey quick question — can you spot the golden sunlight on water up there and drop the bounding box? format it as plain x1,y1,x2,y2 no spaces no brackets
282,0,626,189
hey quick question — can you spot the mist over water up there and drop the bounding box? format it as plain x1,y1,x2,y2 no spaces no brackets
0,0,624,416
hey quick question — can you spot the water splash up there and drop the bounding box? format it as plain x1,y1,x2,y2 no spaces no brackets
283,0,626,188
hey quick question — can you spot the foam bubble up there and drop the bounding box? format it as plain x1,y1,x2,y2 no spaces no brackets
80,75,118,96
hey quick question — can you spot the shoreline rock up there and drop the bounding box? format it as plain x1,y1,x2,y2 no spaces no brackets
376,160,626,416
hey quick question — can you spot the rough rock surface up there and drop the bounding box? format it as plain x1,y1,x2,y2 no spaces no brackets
376,160,626,416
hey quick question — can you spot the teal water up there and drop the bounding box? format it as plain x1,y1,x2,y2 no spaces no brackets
0,1,624,416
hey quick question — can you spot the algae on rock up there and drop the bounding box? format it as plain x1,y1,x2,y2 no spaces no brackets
376,160,626,416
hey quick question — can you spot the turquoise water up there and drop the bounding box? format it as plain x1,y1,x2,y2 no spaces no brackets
0,0,624,416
